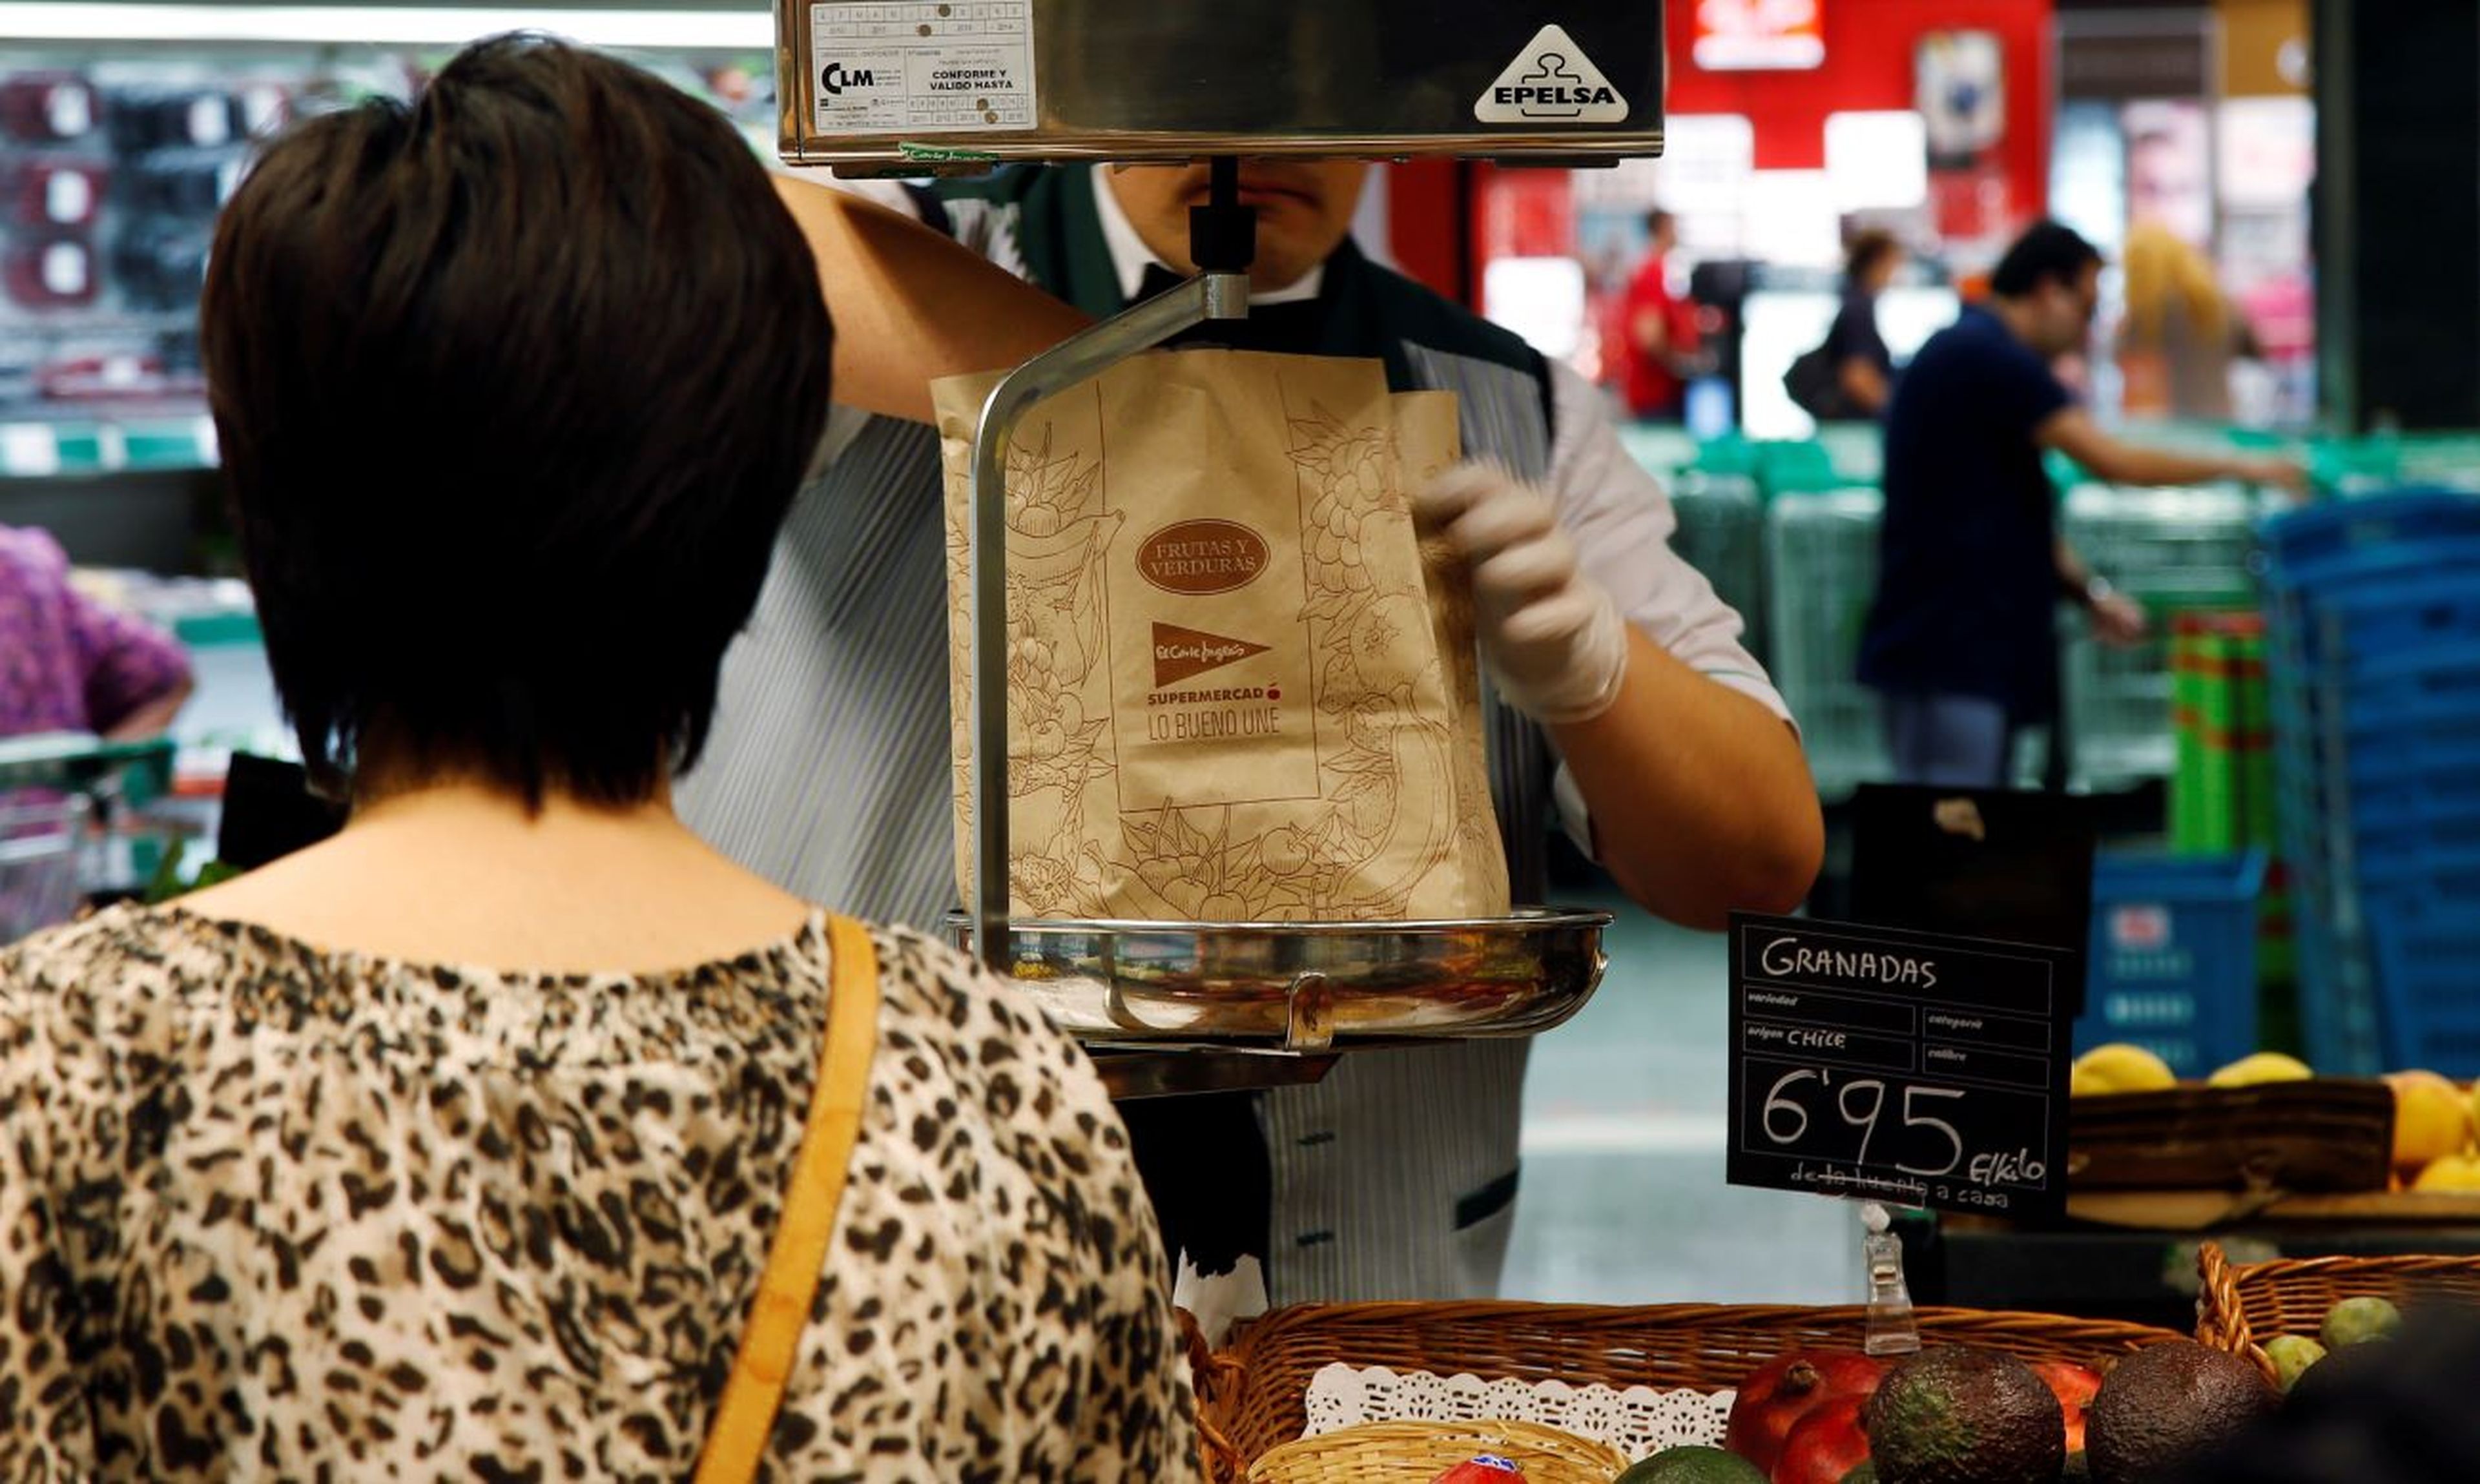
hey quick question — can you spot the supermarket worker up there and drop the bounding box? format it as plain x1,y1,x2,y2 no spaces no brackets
682,163,1823,1307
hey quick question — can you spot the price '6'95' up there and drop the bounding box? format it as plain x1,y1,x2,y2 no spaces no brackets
1759,1067,2046,1188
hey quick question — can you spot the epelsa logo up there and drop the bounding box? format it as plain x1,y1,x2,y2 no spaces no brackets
1473,25,1631,124
1152,622,1270,687
1137,519,1270,595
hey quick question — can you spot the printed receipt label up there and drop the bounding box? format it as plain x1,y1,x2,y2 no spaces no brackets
809,1,1037,135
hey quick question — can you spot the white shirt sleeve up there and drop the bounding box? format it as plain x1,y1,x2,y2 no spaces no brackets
1539,359,1797,856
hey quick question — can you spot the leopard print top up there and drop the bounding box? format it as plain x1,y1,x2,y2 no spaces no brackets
0,904,1199,1481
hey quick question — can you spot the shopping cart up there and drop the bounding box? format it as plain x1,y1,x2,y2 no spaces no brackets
0,734,182,942
1764,487,1889,800
2058,482,2266,789
0,793,90,945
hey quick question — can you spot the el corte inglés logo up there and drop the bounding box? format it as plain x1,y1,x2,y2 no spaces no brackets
1135,519,1270,595
1152,622,1270,688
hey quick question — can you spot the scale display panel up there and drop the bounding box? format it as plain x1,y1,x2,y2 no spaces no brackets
778,0,1665,170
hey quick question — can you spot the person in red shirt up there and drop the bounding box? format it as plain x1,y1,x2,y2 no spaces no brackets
1619,208,1700,420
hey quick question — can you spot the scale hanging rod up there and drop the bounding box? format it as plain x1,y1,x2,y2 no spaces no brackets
1189,154,1256,294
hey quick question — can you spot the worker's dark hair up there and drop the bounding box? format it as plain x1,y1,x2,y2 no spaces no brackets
1844,228,1903,286
1646,207,1677,237
200,35,832,808
1990,219,2105,300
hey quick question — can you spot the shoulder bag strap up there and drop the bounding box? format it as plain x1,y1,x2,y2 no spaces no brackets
693,913,881,1483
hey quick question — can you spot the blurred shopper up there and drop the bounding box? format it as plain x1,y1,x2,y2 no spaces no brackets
1619,207,1703,419
0,524,191,740
1826,229,1905,418
1859,220,2304,787
2118,220,2260,422
0,37,1195,1480
1788,229,1905,422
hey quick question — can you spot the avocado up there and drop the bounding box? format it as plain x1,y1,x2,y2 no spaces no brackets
1863,1346,2065,1484
1843,1465,1879,1484
1613,1445,1768,1484
2084,1341,2277,1484
2061,1453,2089,1481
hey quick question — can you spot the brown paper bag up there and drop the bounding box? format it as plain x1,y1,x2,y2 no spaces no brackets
935,349,1509,923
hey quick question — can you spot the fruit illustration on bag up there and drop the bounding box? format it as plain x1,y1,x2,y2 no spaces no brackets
948,418,1122,918
1287,402,1465,918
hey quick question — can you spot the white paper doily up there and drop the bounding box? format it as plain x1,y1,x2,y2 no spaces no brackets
1301,1363,1735,1459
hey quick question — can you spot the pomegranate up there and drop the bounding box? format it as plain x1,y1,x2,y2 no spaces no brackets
1726,1351,1886,1474
2030,1360,2104,1453
1773,1396,1872,1484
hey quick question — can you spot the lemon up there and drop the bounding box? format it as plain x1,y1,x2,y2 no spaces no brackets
2072,1044,2178,1094
2207,1051,2315,1087
2384,1070,2474,1171
2413,1151,2480,1192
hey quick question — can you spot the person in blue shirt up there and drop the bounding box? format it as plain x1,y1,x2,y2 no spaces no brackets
1857,220,2303,787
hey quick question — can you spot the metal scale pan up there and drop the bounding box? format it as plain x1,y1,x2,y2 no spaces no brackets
780,0,1666,1095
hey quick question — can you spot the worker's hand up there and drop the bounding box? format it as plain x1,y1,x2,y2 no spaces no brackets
2089,590,2150,648
2235,455,2310,500
1413,464,1629,725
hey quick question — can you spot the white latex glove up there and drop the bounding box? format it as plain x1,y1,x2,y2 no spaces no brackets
1415,463,1629,725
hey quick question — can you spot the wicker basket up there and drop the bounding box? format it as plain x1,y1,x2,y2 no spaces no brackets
1198,1301,2189,1483
2196,1239,2480,1382
1244,1419,1628,1483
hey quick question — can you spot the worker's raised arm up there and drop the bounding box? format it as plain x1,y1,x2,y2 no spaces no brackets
770,176,1094,422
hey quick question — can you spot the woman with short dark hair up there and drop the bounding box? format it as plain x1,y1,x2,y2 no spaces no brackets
0,36,1195,1481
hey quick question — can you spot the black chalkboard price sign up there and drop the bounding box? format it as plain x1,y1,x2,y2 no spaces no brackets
1726,913,2076,1222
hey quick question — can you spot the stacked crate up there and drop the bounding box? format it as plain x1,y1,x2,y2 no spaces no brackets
2261,490,2480,1076
2169,613,2296,1049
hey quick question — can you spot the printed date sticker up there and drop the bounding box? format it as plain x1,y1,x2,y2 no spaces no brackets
809,1,1038,135
1726,912,2075,1222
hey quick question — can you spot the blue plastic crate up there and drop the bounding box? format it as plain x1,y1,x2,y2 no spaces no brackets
2257,490,2480,592
2075,851,2269,1078
2368,894,2480,1077
2352,794,2480,863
